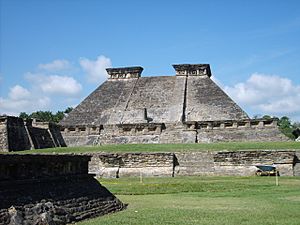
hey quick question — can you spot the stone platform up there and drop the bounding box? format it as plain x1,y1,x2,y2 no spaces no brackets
0,154,126,225
0,116,66,152
86,150,299,178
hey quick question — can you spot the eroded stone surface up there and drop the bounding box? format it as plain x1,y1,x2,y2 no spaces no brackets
0,116,66,152
87,150,298,178
0,154,126,225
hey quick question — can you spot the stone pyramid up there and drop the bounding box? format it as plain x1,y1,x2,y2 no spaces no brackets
60,64,288,145
61,64,249,126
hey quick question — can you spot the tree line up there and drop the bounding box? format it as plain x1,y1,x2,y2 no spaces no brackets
19,107,73,124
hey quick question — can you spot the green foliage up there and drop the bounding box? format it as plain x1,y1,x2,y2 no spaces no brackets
262,114,272,120
278,116,295,139
55,111,65,123
19,112,29,120
64,107,73,114
30,111,54,122
78,176,300,225
18,107,72,123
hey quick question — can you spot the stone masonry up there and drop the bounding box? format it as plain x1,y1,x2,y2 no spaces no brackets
87,150,299,178
60,63,289,146
88,152,175,178
0,116,66,152
0,154,126,225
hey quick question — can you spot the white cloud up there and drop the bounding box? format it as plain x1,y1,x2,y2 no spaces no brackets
41,75,82,96
0,85,51,116
8,85,31,100
38,59,71,71
224,73,300,119
79,55,111,83
0,55,111,116
25,73,82,96
0,72,82,116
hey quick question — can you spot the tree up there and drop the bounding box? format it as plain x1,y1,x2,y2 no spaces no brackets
64,107,73,114
18,107,73,123
53,111,65,123
262,115,272,120
19,112,29,120
30,111,54,122
278,116,294,139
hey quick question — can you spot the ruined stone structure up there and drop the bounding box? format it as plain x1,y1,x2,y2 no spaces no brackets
0,154,126,224
60,64,289,145
87,150,300,178
0,116,66,152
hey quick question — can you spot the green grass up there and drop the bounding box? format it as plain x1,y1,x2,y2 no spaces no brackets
77,176,300,225
8,141,300,154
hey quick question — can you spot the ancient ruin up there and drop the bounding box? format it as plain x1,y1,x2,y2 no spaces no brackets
60,64,289,146
0,116,66,152
88,150,300,178
0,63,297,225
0,154,126,224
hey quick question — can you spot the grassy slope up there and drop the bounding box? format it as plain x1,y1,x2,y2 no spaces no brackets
9,141,300,154
77,176,300,225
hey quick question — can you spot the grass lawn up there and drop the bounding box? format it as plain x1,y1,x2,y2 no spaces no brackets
77,176,300,225
11,141,300,154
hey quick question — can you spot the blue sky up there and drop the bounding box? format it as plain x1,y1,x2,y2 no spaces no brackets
1,0,300,121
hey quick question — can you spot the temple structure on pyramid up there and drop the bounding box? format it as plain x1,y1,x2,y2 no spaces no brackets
60,64,288,146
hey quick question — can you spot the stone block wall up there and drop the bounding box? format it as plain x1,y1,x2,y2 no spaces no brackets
176,150,296,176
174,152,215,176
213,151,295,176
0,154,90,180
88,152,174,178
49,122,67,147
0,117,9,151
197,120,289,143
0,116,31,152
0,116,66,152
61,119,289,146
27,126,56,149
159,124,192,143
62,123,164,146
0,154,126,224
88,150,299,178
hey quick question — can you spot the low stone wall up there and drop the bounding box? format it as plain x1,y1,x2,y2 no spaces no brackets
0,154,126,225
174,152,215,176
88,150,298,178
212,151,295,176
89,152,174,178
